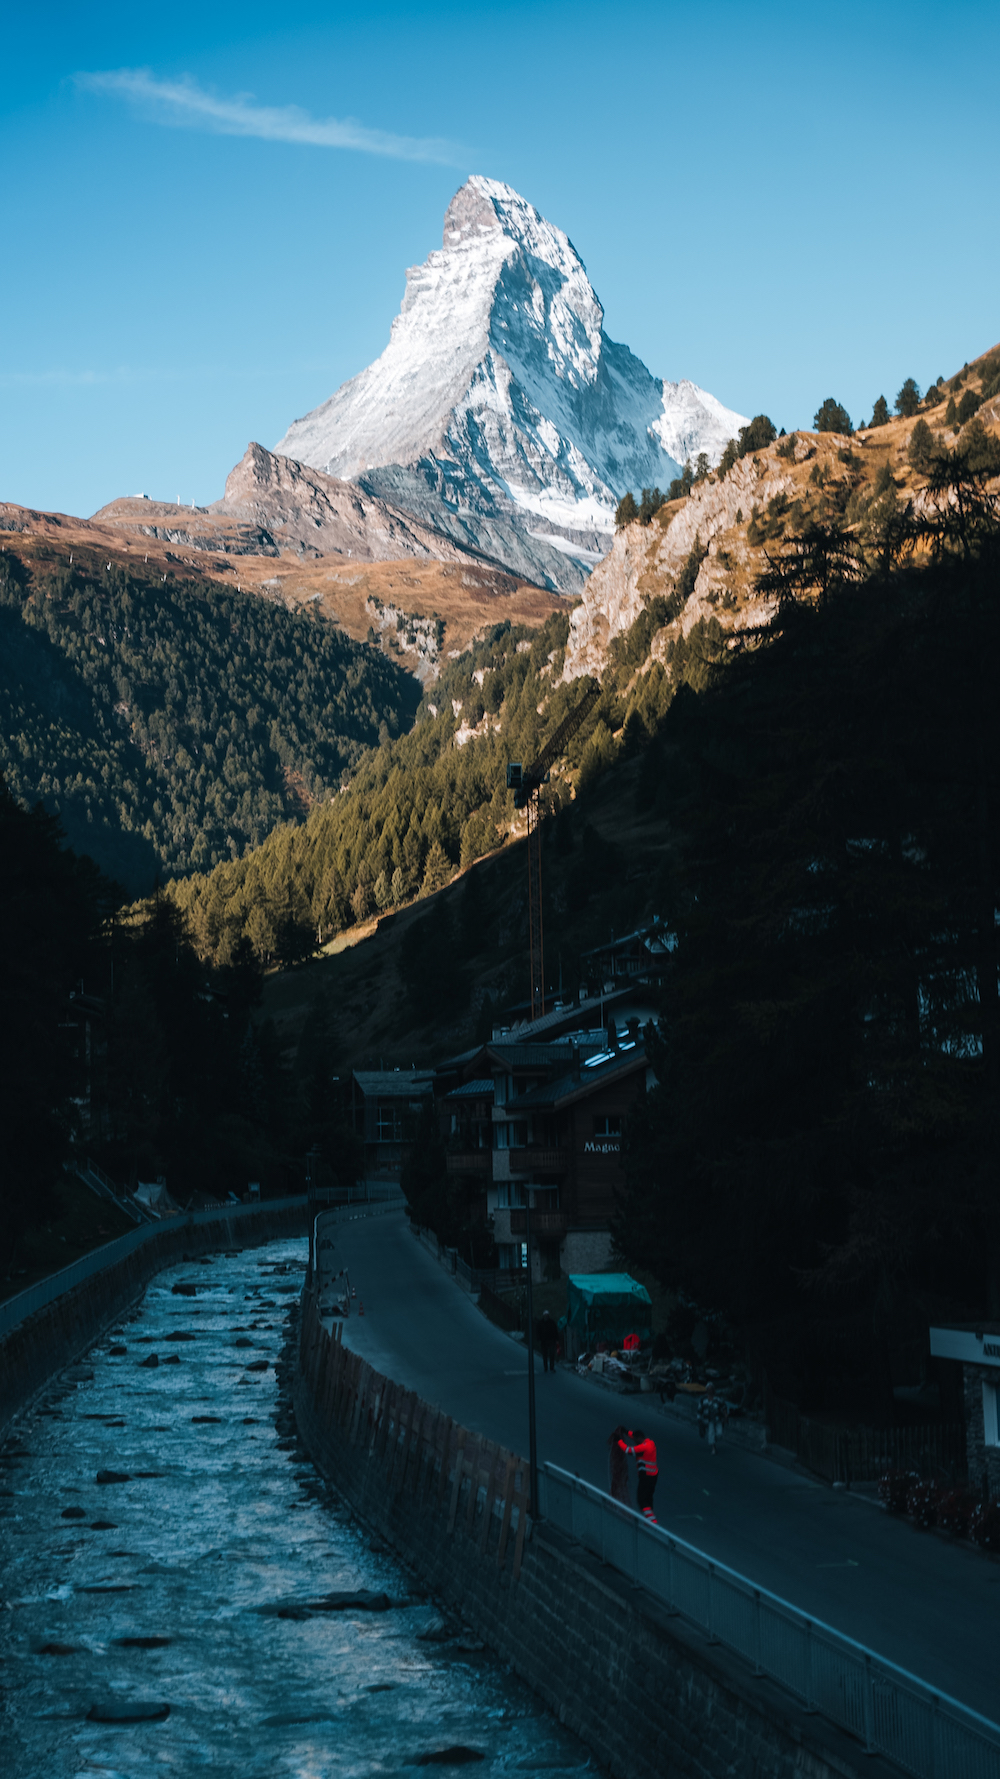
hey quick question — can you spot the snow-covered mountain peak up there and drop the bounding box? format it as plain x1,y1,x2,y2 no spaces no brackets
275,177,746,593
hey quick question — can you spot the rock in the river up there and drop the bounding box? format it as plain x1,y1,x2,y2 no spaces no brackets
95,1470,131,1485
414,1747,485,1765
87,1700,170,1723
109,1345,127,1355
172,1282,198,1296
260,1588,396,1618
139,1354,159,1369
60,1506,87,1519
38,1641,79,1655
90,1520,118,1529
417,1613,454,1642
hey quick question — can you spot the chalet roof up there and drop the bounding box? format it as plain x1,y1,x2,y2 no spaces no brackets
444,1078,494,1100
352,1070,435,1099
494,988,632,1041
579,920,675,961
437,1041,577,1075
507,1041,648,1111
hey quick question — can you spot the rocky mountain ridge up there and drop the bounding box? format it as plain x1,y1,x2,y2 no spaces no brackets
565,347,1000,680
276,176,746,592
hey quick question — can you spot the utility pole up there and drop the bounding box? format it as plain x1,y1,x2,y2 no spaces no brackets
507,678,601,1021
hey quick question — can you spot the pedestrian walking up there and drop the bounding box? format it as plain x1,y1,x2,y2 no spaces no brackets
538,1310,559,1373
616,1426,658,1521
697,1382,728,1454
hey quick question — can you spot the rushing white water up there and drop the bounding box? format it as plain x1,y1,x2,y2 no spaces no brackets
0,1240,592,1778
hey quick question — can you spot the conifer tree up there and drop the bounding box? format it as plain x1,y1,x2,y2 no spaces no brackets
813,397,853,435
421,839,453,896
895,377,921,417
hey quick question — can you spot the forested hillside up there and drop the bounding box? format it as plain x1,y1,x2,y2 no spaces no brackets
0,777,357,1272
164,595,725,965
163,353,1000,1422
0,549,420,889
168,353,1000,969
614,417,1000,1419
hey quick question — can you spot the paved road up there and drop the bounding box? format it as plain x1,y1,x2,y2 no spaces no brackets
327,1210,1000,1724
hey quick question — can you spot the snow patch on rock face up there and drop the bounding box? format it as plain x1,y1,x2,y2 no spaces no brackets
276,177,746,579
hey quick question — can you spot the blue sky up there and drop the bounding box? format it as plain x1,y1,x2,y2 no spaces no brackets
4,1,998,517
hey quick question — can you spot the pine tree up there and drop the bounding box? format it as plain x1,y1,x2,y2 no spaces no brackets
895,377,921,417
908,417,937,473
813,397,853,435
421,839,453,896
870,395,891,427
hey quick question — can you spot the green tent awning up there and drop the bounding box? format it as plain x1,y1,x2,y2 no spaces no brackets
564,1273,652,1342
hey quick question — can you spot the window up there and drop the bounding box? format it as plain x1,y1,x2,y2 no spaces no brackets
377,1106,402,1142
494,1121,528,1150
594,1114,622,1137
496,1183,528,1208
984,1382,999,1448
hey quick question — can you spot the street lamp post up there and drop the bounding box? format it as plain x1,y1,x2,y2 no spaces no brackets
524,1198,539,1519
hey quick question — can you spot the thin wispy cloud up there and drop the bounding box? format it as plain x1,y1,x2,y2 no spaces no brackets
76,68,463,165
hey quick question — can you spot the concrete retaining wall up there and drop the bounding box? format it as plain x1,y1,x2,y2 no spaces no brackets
293,1289,900,1779
0,1200,309,1436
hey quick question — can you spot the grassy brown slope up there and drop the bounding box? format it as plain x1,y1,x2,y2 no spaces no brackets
0,501,563,679
568,344,1000,682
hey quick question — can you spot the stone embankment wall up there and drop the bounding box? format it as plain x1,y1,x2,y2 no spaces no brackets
294,1288,898,1779
0,1200,308,1435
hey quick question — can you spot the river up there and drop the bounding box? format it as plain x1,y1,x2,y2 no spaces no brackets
0,1237,593,1778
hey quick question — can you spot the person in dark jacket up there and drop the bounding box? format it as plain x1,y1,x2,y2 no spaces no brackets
537,1311,559,1372
617,1427,658,1521
697,1383,728,1453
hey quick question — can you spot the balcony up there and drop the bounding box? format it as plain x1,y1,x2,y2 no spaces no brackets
506,1147,566,1175
445,1149,491,1175
509,1209,569,1237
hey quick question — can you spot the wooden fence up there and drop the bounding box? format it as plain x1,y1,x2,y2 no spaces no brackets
478,1283,523,1334
765,1388,966,1484
300,1291,532,1579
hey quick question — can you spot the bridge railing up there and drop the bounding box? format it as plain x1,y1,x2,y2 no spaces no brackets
539,1464,1000,1779
0,1196,310,1341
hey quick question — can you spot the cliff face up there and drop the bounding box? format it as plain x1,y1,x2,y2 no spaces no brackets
564,451,791,678
564,360,1000,682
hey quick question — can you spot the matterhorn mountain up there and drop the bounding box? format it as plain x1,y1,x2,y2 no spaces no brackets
277,176,746,594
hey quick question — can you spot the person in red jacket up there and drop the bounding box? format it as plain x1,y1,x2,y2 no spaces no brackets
616,1427,658,1521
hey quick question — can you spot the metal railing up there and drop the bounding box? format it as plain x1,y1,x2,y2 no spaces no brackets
539,1465,1000,1779
70,1156,150,1226
0,1196,310,1341
312,1184,406,1205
